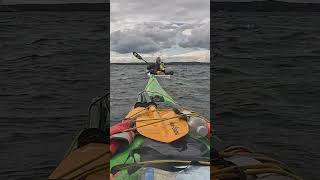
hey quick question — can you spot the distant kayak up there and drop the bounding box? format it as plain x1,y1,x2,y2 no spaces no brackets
132,51,174,78
147,70,173,78
146,66,174,75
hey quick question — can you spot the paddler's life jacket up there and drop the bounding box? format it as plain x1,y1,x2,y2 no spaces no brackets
147,63,159,74
160,62,165,72
154,62,160,72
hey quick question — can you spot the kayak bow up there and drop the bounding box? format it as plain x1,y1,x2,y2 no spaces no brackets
110,75,210,180
145,75,175,104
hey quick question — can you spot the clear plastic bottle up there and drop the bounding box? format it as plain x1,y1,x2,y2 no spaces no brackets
182,110,208,139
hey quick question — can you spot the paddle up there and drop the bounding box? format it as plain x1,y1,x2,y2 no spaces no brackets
133,106,189,143
133,52,149,64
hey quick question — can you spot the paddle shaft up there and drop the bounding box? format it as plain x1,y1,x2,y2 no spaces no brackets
133,52,149,64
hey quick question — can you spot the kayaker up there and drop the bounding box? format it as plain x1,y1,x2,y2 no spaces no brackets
147,57,164,75
155,57,161,73
155,57,167,75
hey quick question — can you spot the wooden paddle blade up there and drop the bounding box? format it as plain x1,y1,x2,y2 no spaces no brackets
125,107,146,119
135,106,189,143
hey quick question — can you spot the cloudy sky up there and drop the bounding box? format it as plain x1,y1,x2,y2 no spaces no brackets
110,0,210,63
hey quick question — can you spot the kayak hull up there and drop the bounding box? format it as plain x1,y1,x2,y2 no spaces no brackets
146,70,174,77
149,74,172,79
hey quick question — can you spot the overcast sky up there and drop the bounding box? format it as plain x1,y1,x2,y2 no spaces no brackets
2,0,318,62
110,0,210,62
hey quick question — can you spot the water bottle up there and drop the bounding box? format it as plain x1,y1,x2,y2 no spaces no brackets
182,110,208,139
138,167,174,180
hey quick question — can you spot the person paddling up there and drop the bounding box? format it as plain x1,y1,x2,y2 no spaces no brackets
133,52,172,76
155,57,161,73
147,57,165,75
155,57,166,75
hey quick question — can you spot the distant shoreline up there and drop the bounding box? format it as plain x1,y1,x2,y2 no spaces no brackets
111,62,210,65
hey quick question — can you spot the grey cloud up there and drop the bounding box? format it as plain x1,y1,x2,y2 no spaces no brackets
111,31,160,53
111,0,210,24
111,0,210,54
111,22,181,54
179,22,209,49
111,21,209,54
111,0,320,25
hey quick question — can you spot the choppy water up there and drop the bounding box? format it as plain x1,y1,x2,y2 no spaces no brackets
0,12,108,179
212,12,320,179
110,64,210,125
1,9,319,180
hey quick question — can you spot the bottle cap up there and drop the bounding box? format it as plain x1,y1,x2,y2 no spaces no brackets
196,126,208,137
181,110,192,115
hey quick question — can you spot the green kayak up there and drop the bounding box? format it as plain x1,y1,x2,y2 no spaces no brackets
145,75,176,104
110,75,211,180
50,73,302,180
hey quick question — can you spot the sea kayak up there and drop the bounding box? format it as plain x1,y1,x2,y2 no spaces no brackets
146,70,174,77
132,51,175,78
146,71,172,79
109,75,302,180
49,76,302,180
110,75,211,180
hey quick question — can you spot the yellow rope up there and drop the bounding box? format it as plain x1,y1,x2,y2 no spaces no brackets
134,115,182,122
117,103,211,135
123,107,209,132
123,114,182,132
126,105,173,120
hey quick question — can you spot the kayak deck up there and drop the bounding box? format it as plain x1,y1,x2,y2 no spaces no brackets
110,75,210,180
50,74,302,180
